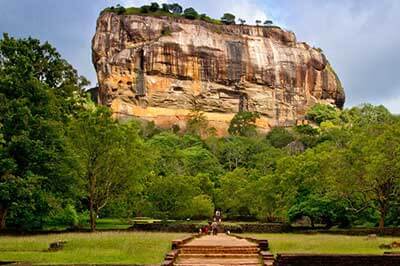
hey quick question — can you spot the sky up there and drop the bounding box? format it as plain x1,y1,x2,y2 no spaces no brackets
0,0,399,113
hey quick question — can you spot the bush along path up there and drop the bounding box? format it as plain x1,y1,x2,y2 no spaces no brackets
162,234,272,266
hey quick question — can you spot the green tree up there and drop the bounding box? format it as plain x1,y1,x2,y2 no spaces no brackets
0,34,86,230
149,2,160,12
221,13,236,25
190,195,214,219
161,3,170,12
306,103,340,125
238,18,246,25
143,175,200,219
68,106,152,231
251,175,282,222
115,4,126,15
148,132,185,176
264,20,273,26
216,137,250,170
341,123,400,229
140,5,151,13
183,7,199,20
344,104,394,127
228,111,260,137
178,146,222,177
215,168,254,218
186,110,209,136
249,144,284,176
287,194,349,228
265,127,295,148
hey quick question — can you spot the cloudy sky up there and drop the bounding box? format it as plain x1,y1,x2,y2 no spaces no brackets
0,0,399,112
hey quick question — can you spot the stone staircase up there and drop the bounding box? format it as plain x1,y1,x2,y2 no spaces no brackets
169,234,265,266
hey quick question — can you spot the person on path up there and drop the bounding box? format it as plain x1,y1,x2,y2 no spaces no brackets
211,219,218,235
215,210,221,222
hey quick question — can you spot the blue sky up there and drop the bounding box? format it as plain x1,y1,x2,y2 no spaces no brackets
0,0,399,113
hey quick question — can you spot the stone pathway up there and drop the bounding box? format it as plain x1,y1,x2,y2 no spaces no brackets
174,234,262,266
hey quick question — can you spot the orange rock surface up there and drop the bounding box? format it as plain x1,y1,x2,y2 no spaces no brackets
92,12,345,135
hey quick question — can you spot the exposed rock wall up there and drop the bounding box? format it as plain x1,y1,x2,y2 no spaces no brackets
92,12,345,135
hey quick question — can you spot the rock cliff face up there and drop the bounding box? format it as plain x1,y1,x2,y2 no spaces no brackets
92,12,345,135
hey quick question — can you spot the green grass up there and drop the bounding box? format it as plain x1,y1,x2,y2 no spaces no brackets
245,233,400,254
0,232,186,264
91,218,132,230
42,218,132,231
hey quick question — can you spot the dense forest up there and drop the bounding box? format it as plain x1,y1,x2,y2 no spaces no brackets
1,35,399,232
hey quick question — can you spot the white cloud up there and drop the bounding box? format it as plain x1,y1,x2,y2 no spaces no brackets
269,0,400,112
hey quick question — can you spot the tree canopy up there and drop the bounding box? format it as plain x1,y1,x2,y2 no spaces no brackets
221,13,236,25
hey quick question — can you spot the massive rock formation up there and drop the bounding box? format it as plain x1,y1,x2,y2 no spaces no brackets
92,11,345,135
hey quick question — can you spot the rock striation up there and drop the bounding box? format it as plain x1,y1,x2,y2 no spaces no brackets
92,12,345,135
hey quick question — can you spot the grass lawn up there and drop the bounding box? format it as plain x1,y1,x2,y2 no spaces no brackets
0,232,186,264
245,233,400,254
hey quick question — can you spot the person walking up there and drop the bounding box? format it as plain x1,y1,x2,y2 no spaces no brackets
215,210,221,222
211,219,218,235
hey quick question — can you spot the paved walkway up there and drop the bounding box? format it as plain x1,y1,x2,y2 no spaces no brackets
174,234,261,266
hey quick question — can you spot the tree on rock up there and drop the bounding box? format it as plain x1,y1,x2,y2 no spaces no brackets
264,20,273,26
221,13,236,25
186,110,209,137
228,111,260,137
238,18,246,25
140,5,151,13
183,7,199,20
161,3,170,12
149,2,160,12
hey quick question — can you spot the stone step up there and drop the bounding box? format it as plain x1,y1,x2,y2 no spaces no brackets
175,256,261,266
181,248,259,255
174,262,260,266
179,254,260,259
175,264,260,266
171,234,263,266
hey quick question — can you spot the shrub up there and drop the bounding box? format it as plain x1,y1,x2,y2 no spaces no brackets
264,20,273,26
295,124,319,136
306,103,340,125
266,127,295,148
48,204,79,228
149,2,160,12
161,3,170,12
140,5,151,13
190,195,214,220
183,7,199,20
186,110,209,136
238,18,246,25
221,13,236,25
161,26,172,36
115,4,126,15
228,111,260,137
76,211,89,229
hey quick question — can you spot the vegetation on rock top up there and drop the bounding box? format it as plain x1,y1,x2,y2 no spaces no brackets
101,2,275,27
